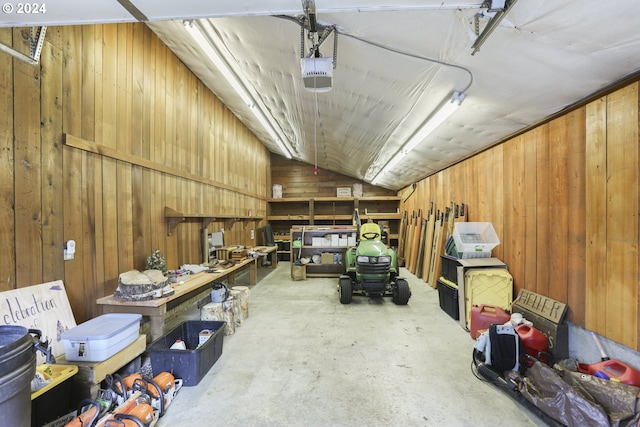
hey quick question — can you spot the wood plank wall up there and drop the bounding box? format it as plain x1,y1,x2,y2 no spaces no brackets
270,153,395,198
400,82,640,350
0,24,271,323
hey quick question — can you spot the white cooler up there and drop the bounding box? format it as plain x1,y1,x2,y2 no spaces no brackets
61,313,141,362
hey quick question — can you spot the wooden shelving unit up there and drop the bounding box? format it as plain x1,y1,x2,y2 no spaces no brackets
290,225,357,278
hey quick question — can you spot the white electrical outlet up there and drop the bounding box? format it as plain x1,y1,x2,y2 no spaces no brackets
250,230,255,240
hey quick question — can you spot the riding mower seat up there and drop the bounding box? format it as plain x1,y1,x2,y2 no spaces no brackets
359,222,382,241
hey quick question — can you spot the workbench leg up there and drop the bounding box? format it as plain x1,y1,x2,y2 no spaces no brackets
250,261,257,285
149,315,165,342
271,251,277,269
228,272,236,284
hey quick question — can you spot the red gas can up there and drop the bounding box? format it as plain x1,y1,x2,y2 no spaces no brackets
578,360,640,387
516,324,548,363
470,305,510,339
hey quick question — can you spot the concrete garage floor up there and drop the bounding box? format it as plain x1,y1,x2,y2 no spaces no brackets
156,261,548,427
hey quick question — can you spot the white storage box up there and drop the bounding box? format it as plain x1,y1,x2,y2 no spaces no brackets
61,313,141,362
453,222,500,258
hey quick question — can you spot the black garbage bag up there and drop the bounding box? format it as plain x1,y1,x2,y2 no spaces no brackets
520,361,640,427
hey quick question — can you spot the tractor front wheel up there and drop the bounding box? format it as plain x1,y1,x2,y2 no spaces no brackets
392,279,411,305
339,276,353,304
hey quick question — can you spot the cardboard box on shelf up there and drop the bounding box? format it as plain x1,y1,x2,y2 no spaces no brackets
321,253,334,264
336,187,351,197
272,184,282,198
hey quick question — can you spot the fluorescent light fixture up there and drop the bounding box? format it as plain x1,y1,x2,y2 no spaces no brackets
371,91,465,185
183,20,292,159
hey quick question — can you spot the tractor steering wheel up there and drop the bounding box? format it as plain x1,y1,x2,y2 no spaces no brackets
362,232,380,240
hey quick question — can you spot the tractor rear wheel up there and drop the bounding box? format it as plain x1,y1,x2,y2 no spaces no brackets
392,279,411,305
339,276,352,304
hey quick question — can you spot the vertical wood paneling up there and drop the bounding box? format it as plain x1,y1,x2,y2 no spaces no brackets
534,125,550,297
81,26,99,316
548,117,569,303
0,29,15,292
14,28,43,288
116,24,134,273
566,108,587,326
92,25,106,297
523,131,538,292
605,84,638,346
101,24,119,296
40,41,64,284
503,135,525,291
62,26,85,316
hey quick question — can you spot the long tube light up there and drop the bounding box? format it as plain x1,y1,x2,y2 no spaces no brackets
183,20,292,159
371,91,465,185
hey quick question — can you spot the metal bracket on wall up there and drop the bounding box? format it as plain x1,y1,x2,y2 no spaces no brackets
0,26,47,66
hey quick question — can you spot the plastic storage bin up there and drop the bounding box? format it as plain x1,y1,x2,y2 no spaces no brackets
464,268,513,329
61,313,141,362
437,277,459,321
147,320,226,386
440,254,461,283
31,364,78,427
452,222,500,259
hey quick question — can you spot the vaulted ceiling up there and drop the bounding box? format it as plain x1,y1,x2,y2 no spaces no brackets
4,1,640,190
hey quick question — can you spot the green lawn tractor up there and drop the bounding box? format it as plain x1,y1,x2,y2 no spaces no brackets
338,221,411,304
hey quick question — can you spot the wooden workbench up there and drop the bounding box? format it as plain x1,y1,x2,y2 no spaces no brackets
254,245,278,268
97,257,257,342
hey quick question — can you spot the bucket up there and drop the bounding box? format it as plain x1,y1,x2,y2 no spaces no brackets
0,325,38,427
211,282,229,303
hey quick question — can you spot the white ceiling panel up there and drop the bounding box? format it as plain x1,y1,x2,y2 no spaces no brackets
2,1,639,190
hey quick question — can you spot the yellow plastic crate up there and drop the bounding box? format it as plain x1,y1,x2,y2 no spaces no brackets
31,363,78,400
464,268,513,329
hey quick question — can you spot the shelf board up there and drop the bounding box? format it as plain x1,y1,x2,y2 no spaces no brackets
165,206,262,236
268,215,310,221
268,197,309,202
301,245,350,249
313,214,353,220
357,196,401,201
313,197,355,202
305,263,345,267
291,225,356,232
361,212,402,220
